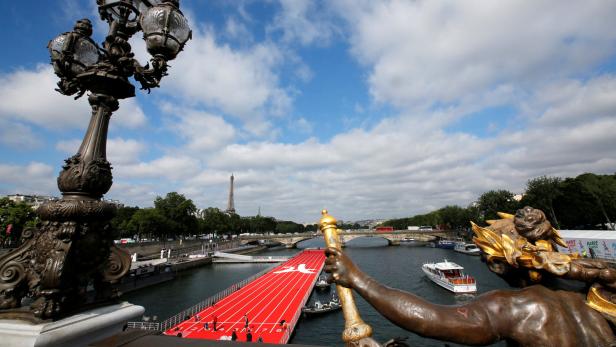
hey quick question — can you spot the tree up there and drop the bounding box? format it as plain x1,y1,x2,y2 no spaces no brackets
438,205,469,230
110,206,139,238
154,192,198,237
275,221,304,234
476,190,519,222
201,207,231,235
521,176,562,228
0,198,37,245
128,208,172,239
577,173,616,229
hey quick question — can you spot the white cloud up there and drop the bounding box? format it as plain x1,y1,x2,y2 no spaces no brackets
0,65,146,131
0,162,56,196
173,109,237,152
163,28,291,125
269,0,340,46
0,119,41,149
115,155,200,181
332,1,616,110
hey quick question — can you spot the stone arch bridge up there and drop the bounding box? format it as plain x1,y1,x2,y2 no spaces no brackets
239,230,456,248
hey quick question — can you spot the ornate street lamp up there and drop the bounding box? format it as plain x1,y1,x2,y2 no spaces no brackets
0,0,190,321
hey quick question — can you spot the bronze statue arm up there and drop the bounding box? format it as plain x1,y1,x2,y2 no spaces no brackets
324,248,500,345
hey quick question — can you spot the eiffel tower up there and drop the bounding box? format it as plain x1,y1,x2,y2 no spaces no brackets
225,173,236,214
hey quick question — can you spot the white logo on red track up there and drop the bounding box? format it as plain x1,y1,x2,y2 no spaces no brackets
273,264,315,274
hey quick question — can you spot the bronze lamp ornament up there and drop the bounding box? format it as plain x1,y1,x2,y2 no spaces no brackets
0,0,190,321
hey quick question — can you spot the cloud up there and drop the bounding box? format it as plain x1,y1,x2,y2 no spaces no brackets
332,1,616,110
115,155,201,181
0,65,146,131
193,65,616,221
268,0,340,46
163,28,291,125
0,162,56,196
172,109,237,152
0,119,41,149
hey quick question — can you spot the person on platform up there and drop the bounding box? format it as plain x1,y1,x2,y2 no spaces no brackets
213,315,218,331
231,329,238,341
324,247,616,346
204,322,209,330
244,313,249,329
246,329,253,342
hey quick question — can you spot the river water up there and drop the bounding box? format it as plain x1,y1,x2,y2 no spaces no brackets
124,237,509,346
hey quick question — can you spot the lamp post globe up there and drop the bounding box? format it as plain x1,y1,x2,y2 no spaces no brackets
48,19,100,96
140,0,192,60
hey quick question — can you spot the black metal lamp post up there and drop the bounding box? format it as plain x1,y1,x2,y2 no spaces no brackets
0,0,190,321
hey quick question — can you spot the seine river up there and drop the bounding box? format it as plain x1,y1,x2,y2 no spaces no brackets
124,237,510,346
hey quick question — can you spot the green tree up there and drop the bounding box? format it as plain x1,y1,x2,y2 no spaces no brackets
110,206,139,238
438,205,469,230
521,176,562,228
275,221,305,234
476,190,519,222
154,192,198,237
128,208,172,239
577,173,616,229
0,198,37,245
304,224,318,232
201,207,231,235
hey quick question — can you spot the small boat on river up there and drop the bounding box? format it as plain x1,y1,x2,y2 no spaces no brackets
302,296,341,316
435,239,456,249
422,260,476,293
314,275,330,290
454,242,481,255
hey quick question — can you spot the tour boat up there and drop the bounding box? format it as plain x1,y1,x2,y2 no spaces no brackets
454,242,481,255
422,260,477,293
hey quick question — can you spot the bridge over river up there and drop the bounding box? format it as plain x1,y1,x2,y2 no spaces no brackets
239,230,457,248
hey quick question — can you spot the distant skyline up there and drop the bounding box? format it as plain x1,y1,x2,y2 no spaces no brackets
1,1,616,223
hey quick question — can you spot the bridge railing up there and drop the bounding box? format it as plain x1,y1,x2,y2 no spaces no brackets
129,261,280,332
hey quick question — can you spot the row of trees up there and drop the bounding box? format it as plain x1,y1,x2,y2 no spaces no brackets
382,173,616,231
111,193,364,239
111,192,311,239
3,172,614,243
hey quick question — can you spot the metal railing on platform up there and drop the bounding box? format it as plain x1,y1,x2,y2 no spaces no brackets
127,321,161,330
128,258,284,332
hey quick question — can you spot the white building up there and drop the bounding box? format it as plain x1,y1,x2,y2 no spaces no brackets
6,194,58,209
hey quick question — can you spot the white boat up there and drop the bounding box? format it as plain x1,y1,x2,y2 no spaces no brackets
314,275,330,290
454,242,481,255
422,260,477,293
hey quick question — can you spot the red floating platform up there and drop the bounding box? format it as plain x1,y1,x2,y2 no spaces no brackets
164,249,325,344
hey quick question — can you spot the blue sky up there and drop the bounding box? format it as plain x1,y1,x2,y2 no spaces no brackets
1,1,616,223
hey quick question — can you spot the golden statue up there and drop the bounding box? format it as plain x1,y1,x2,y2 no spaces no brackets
473,206,616,320
324,207,616,346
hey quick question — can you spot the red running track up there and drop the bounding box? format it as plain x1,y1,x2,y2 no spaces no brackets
164,249,325,344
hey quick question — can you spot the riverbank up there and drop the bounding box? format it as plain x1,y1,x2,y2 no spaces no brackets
118,244,267,294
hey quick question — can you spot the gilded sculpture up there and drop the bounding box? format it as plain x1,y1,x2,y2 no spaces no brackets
323,207,616,346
